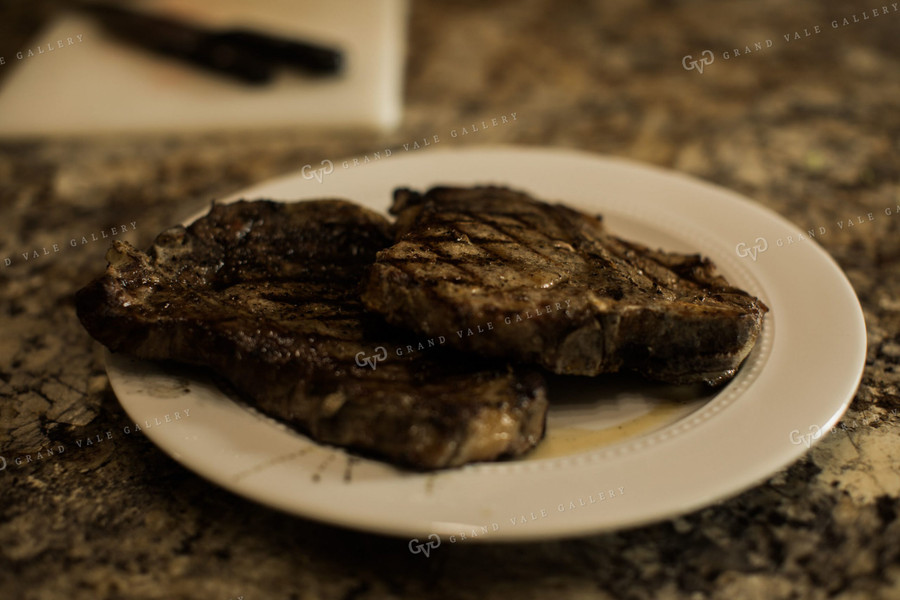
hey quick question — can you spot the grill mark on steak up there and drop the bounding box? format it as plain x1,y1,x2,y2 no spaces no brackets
76,199,548,470
362,186,769,385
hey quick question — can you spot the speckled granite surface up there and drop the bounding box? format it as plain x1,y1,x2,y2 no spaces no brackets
1,1,899,598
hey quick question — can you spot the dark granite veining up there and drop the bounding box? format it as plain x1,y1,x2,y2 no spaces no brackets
1,0,898,598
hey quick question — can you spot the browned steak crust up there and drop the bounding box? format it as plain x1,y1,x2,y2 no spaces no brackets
76,199,547,469
362,186,768,385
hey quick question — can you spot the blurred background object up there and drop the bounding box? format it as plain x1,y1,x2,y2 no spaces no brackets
84,3,344,83
0,0,407,136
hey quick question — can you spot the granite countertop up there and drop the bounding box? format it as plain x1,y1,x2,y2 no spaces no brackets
1,1,898,598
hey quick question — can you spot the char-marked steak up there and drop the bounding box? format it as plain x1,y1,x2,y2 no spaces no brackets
76,200,547,469
362,186,768,385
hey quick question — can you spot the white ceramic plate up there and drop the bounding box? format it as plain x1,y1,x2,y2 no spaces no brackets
105,147,866,543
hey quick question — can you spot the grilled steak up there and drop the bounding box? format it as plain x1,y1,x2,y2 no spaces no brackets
76,199,547,469
362,186,768,385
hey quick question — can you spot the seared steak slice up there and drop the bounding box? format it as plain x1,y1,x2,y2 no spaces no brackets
76,200,547,469
362,186,768,385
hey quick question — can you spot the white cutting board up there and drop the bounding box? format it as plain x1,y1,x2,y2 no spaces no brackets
0,0,407,137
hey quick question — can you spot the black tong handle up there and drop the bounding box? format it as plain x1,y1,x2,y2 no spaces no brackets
85,3,343,84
